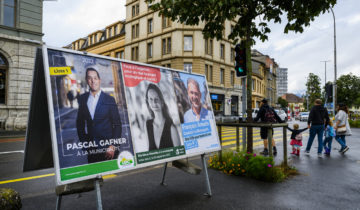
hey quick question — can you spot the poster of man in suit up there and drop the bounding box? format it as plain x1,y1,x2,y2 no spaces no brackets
47,49,134,175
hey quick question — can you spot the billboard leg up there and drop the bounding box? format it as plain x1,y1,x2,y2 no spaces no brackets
160,162,168,186
95,178,103,210
55,195,62,210
201,154,212,197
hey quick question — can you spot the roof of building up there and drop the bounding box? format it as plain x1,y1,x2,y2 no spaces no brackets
281,93,304,103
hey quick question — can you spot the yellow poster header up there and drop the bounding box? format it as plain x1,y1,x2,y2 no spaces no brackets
49,67,72,75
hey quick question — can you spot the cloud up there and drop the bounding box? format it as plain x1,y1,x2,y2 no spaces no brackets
43,0,126,47
346,14,360,25
274,39,295,51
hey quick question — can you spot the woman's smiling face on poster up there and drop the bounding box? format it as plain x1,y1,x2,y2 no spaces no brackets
147,89,162,112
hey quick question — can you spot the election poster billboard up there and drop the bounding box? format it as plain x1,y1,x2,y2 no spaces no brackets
45,49,135,183
30,46,220,185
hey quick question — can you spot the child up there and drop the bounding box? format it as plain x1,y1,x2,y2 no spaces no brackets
287,124,308,156
324,120,336,155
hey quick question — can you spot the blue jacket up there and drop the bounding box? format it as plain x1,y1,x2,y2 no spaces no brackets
76,92,122,143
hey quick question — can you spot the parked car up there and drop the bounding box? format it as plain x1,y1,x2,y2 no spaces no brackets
300,112,309,121
275,109,288,122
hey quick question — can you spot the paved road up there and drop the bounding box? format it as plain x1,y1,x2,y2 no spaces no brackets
1,120,360,209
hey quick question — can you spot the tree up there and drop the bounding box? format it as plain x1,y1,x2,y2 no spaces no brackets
305,73,322,108
277,97,288,108
148,0,337,152
336,73,360,107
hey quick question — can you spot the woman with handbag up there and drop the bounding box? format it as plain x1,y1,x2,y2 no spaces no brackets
334,103,351,154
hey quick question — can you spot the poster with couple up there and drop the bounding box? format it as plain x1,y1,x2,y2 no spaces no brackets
29,46,220,185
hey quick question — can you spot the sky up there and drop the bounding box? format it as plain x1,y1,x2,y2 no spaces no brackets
43,0,360,95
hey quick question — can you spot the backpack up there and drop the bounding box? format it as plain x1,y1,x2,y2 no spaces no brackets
295,133,302,141
264,108,277,123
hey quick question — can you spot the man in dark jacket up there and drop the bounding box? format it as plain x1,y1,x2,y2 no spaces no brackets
305,99,330,157
254,98,284,155
76,67,122,163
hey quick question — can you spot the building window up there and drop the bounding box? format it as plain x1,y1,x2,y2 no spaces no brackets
109,28,113,37
0,54,7,104
220,44,225,59
205,39,213,55
132,24,139,39
114,25,118,35
89,37,92,45
148,18,153,33
132,4,139,17
204,64,213,82
220,68,224,84
162,16,171,28
163,64,171,68
231,71,235,86
205,64,208,80
1,0,16,27
147,42,153,58
116,51,124,59
231,48,235,61
184,63,192,73
162,37,171,55
252,79,255,91
131,47,139,61
184,36,193,51
94,34,97,43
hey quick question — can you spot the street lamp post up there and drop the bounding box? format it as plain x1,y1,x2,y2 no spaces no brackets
330,7,337,116
321,60,330,87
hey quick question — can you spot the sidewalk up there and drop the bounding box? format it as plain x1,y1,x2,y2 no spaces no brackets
14,128,360,209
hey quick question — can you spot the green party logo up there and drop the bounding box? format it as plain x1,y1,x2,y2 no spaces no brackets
117,151,135,169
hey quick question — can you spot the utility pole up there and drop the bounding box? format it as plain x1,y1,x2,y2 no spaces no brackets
330,7,337,116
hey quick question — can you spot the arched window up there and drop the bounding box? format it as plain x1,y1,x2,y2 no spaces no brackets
0,54,7,104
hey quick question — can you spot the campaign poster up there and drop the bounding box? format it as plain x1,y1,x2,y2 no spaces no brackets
121,62,185,164
47,49,134,182
172,72,220,154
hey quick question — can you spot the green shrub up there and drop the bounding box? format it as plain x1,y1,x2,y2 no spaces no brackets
349,120,360,128
0,188,22,210
209,151,294,182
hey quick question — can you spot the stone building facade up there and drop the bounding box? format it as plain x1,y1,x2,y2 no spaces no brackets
68,0,280,117
0,0,43,130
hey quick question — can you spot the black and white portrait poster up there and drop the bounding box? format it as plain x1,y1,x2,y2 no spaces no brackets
121,62,185,164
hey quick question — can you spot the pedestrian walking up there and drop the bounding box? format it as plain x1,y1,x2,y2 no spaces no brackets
287,124,308,156
334,103,351,154
254,98,284,156
323,119,336,155
305,99,330,157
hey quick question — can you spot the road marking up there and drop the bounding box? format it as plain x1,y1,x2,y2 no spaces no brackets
0,173,55,185
0,150,24,155
0,138,25,143
103,174,117,179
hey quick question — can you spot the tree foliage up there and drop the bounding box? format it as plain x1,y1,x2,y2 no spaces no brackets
306,73,322,108
336,73,360,107
277,97,288,108
148,0,337,45
147,0,337,152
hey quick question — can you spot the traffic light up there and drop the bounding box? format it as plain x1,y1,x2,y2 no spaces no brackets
325,83,333,100
235,43,247,77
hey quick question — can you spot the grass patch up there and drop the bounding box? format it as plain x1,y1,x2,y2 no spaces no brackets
209,150,298,182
